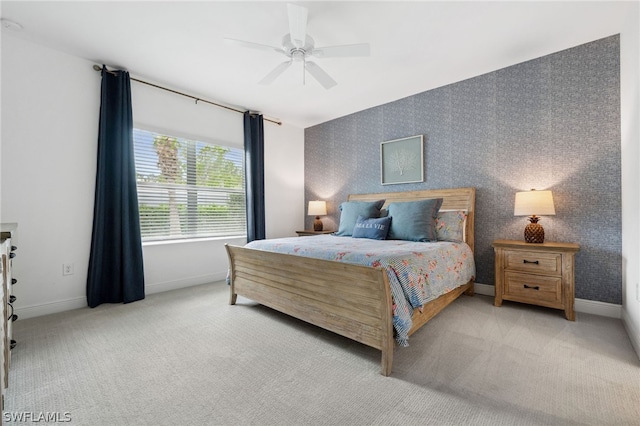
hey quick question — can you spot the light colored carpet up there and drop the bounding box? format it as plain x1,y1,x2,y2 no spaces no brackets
4,282,640,425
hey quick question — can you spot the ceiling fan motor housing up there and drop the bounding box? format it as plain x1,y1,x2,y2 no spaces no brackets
282,34,315,61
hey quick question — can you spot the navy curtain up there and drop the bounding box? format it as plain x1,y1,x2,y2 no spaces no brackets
87,66,145,308
243,112,266,242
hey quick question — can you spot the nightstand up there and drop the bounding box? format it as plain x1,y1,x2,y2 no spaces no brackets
295,230,334,236
493,239,580,320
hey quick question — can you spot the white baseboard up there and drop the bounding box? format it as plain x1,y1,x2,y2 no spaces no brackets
574,298,622,318
15,296,87,320
622,308,640,361
473,282,622,319
15,272,228,320
474,282,496,297
145,272,227,295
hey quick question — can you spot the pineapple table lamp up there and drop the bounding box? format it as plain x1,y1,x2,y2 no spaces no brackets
514,189,555,243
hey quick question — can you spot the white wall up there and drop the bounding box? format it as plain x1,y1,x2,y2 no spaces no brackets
264,122,305,239
0,36,304,319
1,36,99,318
620,4,640,359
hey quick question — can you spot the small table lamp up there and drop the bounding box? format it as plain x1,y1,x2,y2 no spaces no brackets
514,189,555,243
308,201,327,231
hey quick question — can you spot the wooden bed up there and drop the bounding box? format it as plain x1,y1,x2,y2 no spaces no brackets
225,187,475,376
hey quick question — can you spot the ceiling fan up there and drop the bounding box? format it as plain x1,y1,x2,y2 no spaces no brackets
224,3,370,90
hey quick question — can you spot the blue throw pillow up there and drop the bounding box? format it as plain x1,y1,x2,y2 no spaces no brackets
352,215,392,240
335,200,385,236
387,198,443,242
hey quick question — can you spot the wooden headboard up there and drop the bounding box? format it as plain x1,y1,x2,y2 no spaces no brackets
347,187,476,254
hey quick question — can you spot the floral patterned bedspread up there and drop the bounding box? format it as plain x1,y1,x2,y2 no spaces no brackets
244,235,475,346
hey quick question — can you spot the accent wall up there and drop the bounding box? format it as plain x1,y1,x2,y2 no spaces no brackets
305,35,621,304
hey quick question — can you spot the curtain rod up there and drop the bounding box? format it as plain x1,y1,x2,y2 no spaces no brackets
92,65,282,126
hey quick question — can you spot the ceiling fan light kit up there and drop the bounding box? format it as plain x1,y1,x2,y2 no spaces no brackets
224,3,370,89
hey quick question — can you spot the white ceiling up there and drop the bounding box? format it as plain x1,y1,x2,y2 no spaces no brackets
0,1,633,128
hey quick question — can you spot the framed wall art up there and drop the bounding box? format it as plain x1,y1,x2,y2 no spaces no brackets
380,135,424,185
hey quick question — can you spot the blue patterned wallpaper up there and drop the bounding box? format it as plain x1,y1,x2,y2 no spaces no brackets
304,35,621,304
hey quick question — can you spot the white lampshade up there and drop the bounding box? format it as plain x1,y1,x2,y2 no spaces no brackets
514,190,556,216
308,200,327,216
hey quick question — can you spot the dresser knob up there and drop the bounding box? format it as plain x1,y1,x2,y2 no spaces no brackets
523,259,539,264
523,284,540,290
7,303,17,321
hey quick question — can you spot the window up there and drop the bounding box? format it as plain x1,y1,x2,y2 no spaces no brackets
133,129,246,242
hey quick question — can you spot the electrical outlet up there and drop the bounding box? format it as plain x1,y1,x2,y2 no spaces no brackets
63,263,74,276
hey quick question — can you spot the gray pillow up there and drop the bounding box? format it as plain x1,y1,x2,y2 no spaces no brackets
335,200,385,236
435,210,466,242
387,198,443,242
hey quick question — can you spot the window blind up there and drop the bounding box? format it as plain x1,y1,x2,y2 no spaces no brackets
133,129,246,241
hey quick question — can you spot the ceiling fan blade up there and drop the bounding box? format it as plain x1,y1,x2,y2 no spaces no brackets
287,3,308,48
305,61,337,90
224,38,283,54
259,61,292,85
313,43,370,58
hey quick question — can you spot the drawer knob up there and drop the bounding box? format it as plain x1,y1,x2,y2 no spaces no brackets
523,259,539,264
523,284,540,290
7,303,17,321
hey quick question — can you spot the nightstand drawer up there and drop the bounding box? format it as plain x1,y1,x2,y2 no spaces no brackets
504,271,562,304
504,250,561,275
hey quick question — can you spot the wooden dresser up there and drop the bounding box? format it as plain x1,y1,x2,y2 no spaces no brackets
1,223,17,411
493,239,580,320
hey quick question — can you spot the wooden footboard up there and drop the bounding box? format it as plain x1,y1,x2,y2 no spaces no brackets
226,244,395,375
226,244,473,376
